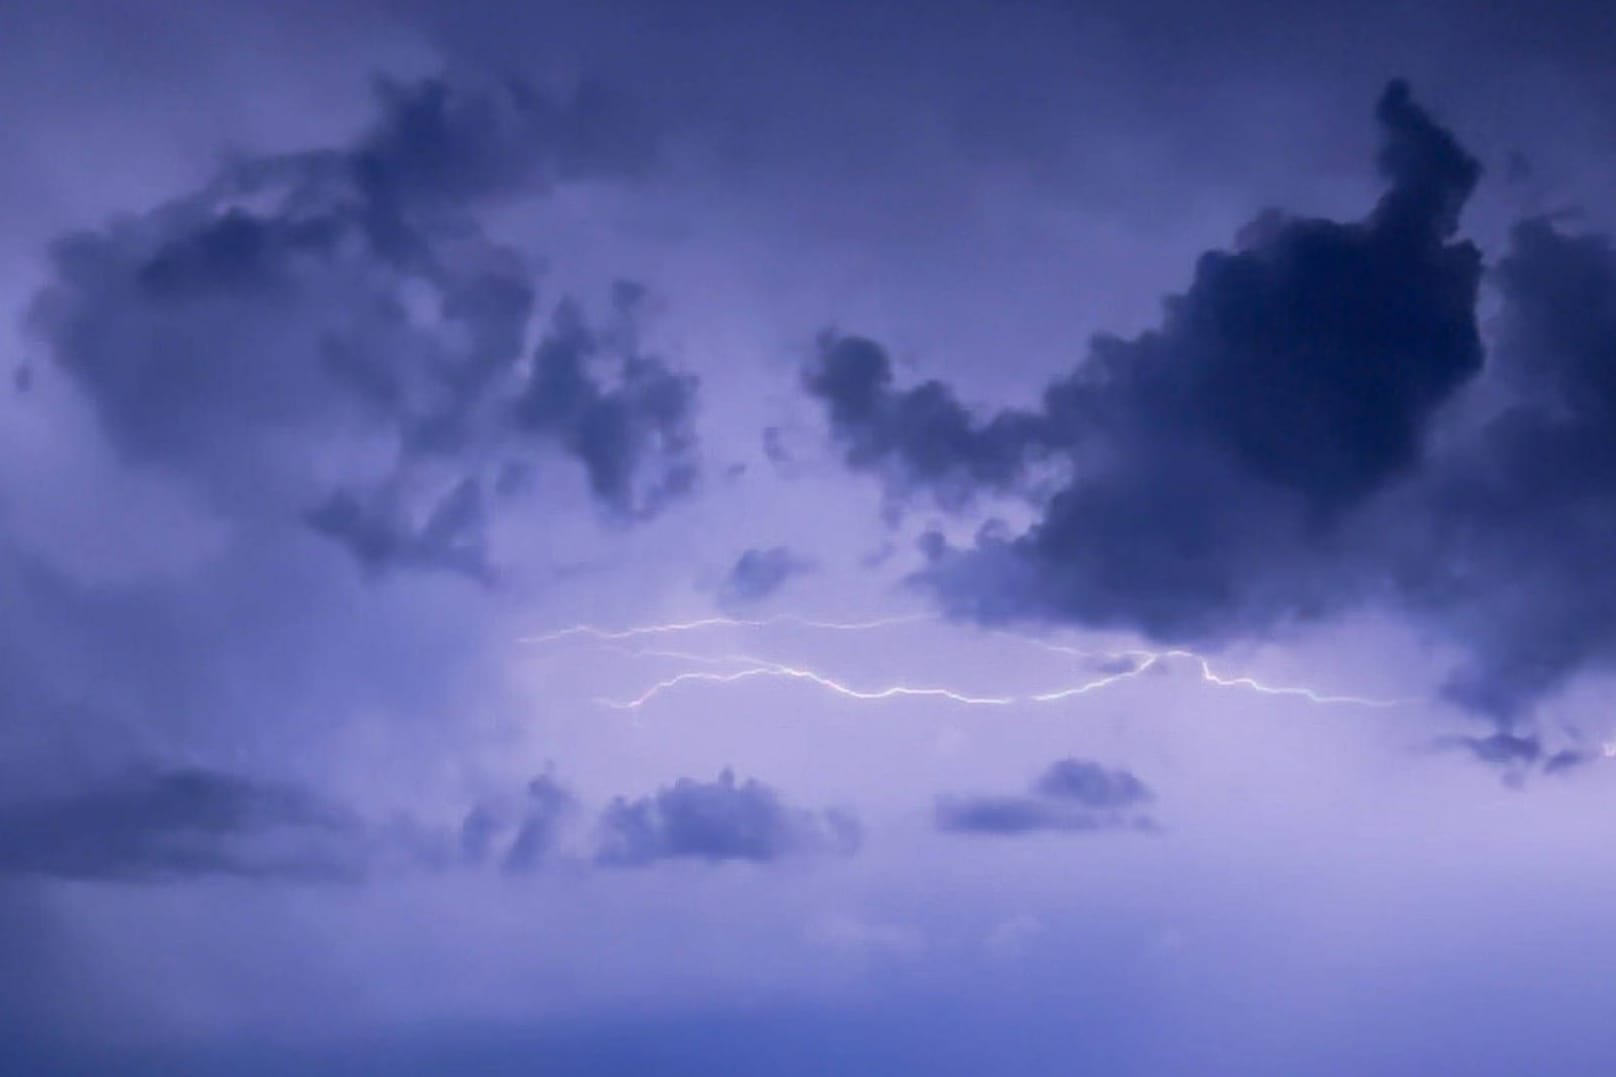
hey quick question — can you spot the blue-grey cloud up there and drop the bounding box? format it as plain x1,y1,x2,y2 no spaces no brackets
1399,219,1616,718
808,80,1484,637
936,758,1158,836
0,768,369,882
24,73,697,580
459,773,579,873
718,545,814,607
595,770,861,867
802,80,1616,726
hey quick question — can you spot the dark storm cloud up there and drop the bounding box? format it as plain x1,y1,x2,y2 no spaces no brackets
935,757,1158,836
1398,218,1616,719
806,81,1483,641
803,333,1041,507
0,768,369,882
806,80,1616,724
718,545,814,607
25,72,698,577
594,770,862,867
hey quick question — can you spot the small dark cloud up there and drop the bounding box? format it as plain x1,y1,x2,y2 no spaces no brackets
595,770,861,867
1434,732,1599,784
0,768,369,883
1033,758,1154,809
718,546,814,607
936,758,1158,837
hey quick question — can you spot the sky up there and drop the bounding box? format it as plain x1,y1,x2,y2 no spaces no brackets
3,0,1616,1073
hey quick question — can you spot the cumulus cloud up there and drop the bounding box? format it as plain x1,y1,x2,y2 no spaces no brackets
595,770,862,867
808,80,1482,629
805,80,1616,727
935,758,1158,836
25,73,698,579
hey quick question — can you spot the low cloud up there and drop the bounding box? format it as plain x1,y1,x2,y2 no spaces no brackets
936,758,1158,836
0,768,371,883
595,770,862,867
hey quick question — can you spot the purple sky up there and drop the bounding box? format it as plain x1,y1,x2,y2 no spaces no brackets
4,1,1616,1073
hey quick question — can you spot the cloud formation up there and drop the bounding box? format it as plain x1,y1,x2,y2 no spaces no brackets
595,770,862,867
935,758,1158,836
718,545,814,607
805,80,1616,726
0,768,369,882
26,74,698,579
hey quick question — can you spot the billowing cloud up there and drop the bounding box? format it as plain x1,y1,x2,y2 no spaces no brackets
595,770,862,867
935,757,1158,836
25,74,698,579
804,80,1616,726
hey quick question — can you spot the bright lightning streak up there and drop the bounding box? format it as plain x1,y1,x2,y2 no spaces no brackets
1024,641,1415,707
577,635,1413,711
593,652,1019,710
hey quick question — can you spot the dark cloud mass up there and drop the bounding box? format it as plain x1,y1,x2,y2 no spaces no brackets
1402,218,1616,718
25,73,698,577
595,770,862,867
807,80,1616,723
0,768,368,882
936,758,1158,836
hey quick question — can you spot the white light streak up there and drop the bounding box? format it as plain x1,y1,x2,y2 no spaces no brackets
526,619,1419,712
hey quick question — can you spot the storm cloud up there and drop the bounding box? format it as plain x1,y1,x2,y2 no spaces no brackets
25,73,699,578
806,80,1616,725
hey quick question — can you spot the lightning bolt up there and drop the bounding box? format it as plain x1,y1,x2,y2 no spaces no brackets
1023,641,1415,707
525,620,1418,712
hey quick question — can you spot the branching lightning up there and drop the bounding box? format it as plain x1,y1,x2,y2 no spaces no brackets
524,616,1419,712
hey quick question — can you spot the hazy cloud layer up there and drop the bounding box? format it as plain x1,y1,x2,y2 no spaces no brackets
0,768,369,882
